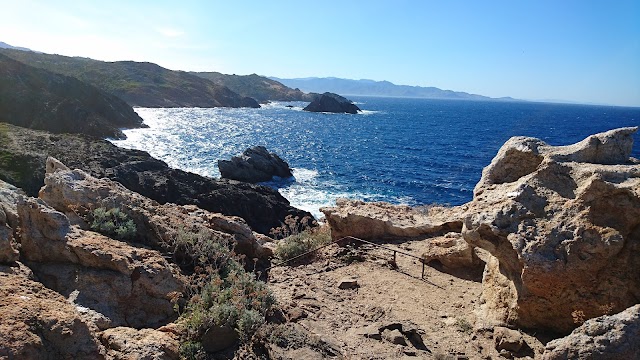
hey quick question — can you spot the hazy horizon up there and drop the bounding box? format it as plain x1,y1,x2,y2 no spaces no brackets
2,1,639,107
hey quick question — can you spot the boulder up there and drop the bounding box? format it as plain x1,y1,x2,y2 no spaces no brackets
303,92,361,114
543,304,640,359
463,127,640,333
0,265,107,359
321,198,464,241
39,157,270,260
100,327,179,360
421,232,483,269
218,146,293,183
17,196,187,329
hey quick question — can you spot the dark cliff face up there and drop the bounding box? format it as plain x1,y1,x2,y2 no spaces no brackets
0,124,314,235
0,53,145,139
0,49,260,109
303,92,361,114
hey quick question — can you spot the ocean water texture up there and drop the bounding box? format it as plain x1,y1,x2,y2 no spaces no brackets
113,97,640,219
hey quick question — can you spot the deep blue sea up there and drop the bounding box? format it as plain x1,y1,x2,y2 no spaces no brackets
112,97,640,219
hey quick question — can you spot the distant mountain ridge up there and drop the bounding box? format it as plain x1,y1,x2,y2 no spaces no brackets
0,41,35,52
270,76,517,101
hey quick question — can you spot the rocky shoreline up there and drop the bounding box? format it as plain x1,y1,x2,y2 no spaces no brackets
1,127,638,359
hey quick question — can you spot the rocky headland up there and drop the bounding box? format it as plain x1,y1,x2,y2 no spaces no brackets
0,53,145,139
0,124,312,235
303,92,361,114
218,146,293,183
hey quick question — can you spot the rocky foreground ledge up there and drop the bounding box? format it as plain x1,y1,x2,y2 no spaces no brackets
322,127,640,357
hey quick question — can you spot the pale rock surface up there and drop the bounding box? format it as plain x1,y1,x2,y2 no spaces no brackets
100,327,179,360
321,198,465,241
421,232,483,269
463,127,640,333
0,265,107,359
17,196,186,329
543,304,640,360
39,157,270,259
0,179,23,263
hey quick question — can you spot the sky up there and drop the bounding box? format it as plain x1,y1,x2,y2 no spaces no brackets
2,0,639,107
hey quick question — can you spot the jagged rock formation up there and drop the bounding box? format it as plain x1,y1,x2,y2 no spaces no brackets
463,127,640,333
321,199,464,241
40,158,271,259
303,92,361,114
218,146,293,183
0,48,260,108
0,124,313,235
0,53,145,139
543,304,640,359
0,180,21,263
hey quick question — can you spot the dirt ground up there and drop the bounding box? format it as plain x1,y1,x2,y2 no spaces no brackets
266,237,546,359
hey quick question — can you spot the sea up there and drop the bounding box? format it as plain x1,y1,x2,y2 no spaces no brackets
112,97,640,219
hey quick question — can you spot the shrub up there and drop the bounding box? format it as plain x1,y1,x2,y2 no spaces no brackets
89,207,136,240
274,225,332,262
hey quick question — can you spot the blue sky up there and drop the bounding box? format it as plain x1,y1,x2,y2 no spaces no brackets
2,0,639,106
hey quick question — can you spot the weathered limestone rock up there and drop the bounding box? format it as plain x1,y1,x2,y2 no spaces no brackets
100,327,179,360
0,180,23,263
39,157,270,259
421,232,483,269
321,199,464,241
0,266,107,359
218,146,293,183
463,127,640,333
17,197,186,329
494,327,524,353
543,304,640,360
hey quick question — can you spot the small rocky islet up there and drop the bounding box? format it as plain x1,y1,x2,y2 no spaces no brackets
0,47,638,359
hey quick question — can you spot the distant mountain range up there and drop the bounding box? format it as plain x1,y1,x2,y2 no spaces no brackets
0,41,35,52
270,77,517,102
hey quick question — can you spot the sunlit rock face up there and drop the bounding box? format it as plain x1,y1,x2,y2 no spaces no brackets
463,127,640,334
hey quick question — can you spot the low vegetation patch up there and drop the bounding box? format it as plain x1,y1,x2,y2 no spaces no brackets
274,224,332,263
88,207,136,241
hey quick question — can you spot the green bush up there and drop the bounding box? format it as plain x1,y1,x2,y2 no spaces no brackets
274,225,331,262
89,207,136,240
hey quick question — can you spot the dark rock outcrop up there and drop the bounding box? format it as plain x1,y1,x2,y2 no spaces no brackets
303,92,361,114
0,53,145,139
0,124,314,235
218,146,293,183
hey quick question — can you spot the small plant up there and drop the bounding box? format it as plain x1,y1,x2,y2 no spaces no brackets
454,318,473,334
571,309,586,325
274,225,331,262
89,207,136,240
599,303,615,316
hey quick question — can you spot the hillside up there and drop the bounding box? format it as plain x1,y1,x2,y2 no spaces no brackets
0,53,144,139
272,76,517,101
193,72,314,103
0,48,260,108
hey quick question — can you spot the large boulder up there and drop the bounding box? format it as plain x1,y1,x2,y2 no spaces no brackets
17,196,187,329
0,264,107,359
463,127,640,333
38,158,271,260
321,198,464,241
303,92,361,114
100,327,179,360
544,304,640,359
218,146,293,183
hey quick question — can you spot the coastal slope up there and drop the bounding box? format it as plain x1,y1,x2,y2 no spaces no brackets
0,48,260,108
0,53,144,139
194,72,314,103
